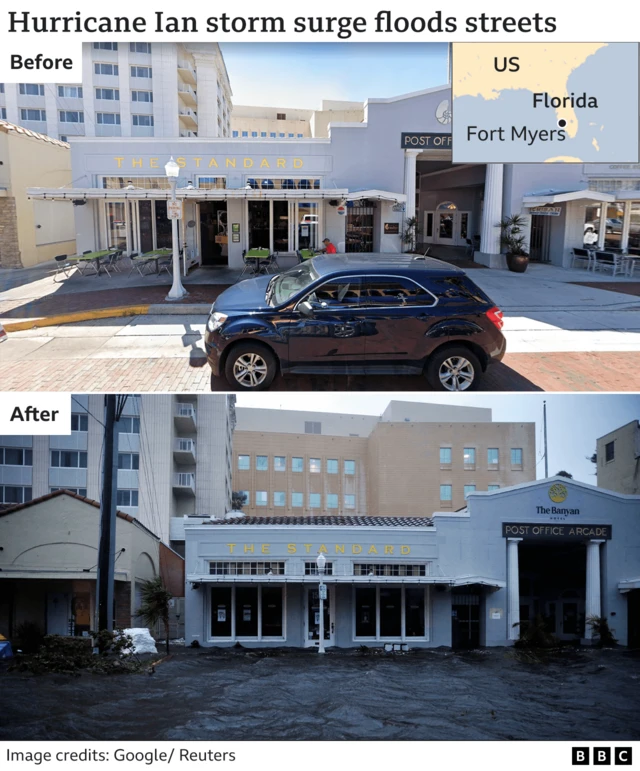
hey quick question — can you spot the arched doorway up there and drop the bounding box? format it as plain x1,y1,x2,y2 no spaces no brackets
423,201,471,247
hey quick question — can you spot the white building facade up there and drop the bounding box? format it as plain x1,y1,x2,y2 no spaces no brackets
0,42,232,141
28,84,640,270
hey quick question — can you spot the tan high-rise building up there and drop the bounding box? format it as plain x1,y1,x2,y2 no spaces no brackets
233,401,536,517
596,421,640,495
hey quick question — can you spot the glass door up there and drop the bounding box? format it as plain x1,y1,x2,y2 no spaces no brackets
248,200,270,250
138,200,154,254
304,586,334,647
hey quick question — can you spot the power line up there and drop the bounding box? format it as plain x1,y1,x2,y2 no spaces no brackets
71,395,105,428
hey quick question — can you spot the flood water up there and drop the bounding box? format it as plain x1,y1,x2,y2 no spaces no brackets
1,647,639,741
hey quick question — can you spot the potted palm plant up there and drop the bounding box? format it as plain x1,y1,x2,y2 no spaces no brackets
499,213,530,273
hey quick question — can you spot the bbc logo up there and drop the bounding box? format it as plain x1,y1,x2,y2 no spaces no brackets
573,748,633,766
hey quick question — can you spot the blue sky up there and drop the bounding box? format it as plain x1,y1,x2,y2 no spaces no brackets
235,394,640,484
220,43,449,108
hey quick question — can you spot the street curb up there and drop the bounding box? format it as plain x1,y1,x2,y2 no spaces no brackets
2,303,210,332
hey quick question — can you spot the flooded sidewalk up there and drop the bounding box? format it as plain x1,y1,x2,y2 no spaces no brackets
1,647,639,741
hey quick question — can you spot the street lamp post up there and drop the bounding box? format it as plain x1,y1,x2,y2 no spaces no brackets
164,157,188,301
317,552,326,654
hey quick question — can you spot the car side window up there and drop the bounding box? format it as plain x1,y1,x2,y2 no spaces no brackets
427,277,487,304
305,278,361,309
360,277,434,307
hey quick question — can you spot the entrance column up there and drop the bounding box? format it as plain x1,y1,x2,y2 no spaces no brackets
477,163,504,268
404,149,421,223
585,539,605,639
507,537,522,640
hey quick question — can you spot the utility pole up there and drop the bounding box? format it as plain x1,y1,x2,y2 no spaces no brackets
97,395,119,631
543,400,549,478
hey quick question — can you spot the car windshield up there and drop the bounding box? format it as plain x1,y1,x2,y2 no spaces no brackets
269,262,320,306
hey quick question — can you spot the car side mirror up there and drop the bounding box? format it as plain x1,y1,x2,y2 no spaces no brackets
298,300,314,317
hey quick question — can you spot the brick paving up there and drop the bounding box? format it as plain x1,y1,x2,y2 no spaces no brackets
568,282,640,298
0,284,230,320
1,351,637,392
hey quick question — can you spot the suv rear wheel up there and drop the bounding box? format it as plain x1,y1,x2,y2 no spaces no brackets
426,346,481,391
225,342,277,391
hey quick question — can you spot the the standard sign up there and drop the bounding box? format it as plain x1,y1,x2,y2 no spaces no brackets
502,522,612,540
401,132,452,149
530,206,562,216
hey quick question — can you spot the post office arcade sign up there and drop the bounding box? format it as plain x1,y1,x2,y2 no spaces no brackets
502,523,612,540
401,133,452,149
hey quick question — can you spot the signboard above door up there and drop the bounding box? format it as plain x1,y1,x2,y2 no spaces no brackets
529,206,562,216
401,133,452,149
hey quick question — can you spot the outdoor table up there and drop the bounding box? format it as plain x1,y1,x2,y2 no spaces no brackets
245,249,271,276
299,249,316,260
69,250,114,276
623,254,640,277
130,249,173,276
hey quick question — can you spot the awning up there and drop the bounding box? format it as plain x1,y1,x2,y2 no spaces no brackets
26,187,349,202
618,578,640,593
523,190,615,206
187,573,504,587
347,189,407,203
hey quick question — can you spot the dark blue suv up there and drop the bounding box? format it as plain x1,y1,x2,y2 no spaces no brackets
205,255,506,391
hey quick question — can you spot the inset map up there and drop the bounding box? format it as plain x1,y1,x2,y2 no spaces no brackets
452,43,639,163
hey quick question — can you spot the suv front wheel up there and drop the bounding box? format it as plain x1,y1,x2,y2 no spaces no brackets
426,346,481,391
224,342,277,391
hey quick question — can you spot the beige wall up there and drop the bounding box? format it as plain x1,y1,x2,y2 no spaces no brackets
2,129,75,268
367,422,536,516
234,421,536,518
0,494,161,625
234,432,368,516
597,421,640,495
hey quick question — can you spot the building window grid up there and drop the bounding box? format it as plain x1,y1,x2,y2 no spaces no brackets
344,460,356,475
273,491,286,507
0,447,33,466
344,494,356,509
117,452,140,470
19,83,44,96
116,489,139,507
95,88,119,101
439,447,452,466
0,485,32,504
20,109,46,122
487,448,499,467
463,448,476,468
58,85,83,98
511,448,523,466
464,485,476,499
440,484,452,502
305,562,334,575
94,63,119,76
256,455,268,471
51,487,88,497
237,455,250,470
256,491,268,506
353,586,430,640
59,111,84,124
50,450,87,469
605,441,615,463
327,459,338,474
209,561,285,576
354,563,427,577
274,456,286,472
309,458,321,473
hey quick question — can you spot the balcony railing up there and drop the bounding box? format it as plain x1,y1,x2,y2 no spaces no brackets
173,472,196,496
173,438,196,464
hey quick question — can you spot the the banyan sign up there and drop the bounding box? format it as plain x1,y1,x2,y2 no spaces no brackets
502,523,612,540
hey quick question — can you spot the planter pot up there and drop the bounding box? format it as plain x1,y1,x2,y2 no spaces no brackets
506,253,529,273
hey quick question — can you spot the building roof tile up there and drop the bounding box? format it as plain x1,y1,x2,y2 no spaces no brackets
205,515,434,527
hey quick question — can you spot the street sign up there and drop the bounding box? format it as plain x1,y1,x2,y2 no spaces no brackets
318,583,327,600
167,200,182,220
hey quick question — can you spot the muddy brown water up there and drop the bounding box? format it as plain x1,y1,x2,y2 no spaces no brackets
1,647,639,741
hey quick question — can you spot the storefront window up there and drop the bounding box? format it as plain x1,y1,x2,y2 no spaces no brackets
355,587,428,640
405,588,426,637
261,587,283,637
297,202,318,250
235,587,258,636
379,588,402,637
211,587,232,637
107,202,127,249
248,200,270,249
346,201,374,253
273,200,289,252
628,201,640,252
355,587,377,637
138,200,153,253
154,201,172,249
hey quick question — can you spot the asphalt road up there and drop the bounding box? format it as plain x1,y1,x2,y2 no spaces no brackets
1,647,639,741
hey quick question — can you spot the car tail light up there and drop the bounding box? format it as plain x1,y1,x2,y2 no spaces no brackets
486,306,504,330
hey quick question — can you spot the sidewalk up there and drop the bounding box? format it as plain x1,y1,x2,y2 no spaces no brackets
0,259,239,330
